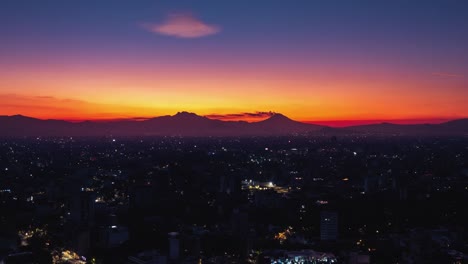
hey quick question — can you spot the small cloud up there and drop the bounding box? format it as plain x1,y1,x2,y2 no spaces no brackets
143,12,220,38
90,117,151,122
431,72,462,78
205,111,276,121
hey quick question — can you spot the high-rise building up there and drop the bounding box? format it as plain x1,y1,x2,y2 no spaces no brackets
320,211,338,241
70,189,95,227
168,232,179,261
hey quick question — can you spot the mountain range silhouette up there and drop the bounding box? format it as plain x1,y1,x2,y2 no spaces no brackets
0,112,467,137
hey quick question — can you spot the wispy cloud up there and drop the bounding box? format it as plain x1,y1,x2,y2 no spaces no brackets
431,72,462,78
205,111,276,121
143,12,220,38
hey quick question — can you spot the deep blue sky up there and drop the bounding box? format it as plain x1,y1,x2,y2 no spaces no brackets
2,0,467,62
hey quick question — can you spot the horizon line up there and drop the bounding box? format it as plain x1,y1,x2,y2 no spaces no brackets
2,113,465,128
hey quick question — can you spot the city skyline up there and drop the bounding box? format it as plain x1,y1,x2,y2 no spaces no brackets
1,2,467,262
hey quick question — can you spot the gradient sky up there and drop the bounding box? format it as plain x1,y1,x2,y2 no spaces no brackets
1,0,467,125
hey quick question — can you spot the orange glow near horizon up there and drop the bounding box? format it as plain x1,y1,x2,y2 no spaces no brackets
1,57,467,125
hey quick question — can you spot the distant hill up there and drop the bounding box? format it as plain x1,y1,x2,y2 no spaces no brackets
0,113,466,137
250,113,324,135
345,119,468,136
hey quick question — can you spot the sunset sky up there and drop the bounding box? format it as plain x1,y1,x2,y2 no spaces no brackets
1,0,467,126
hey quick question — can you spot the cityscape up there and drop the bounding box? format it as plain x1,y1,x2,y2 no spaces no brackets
1,1,468,263
1,117,468,263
